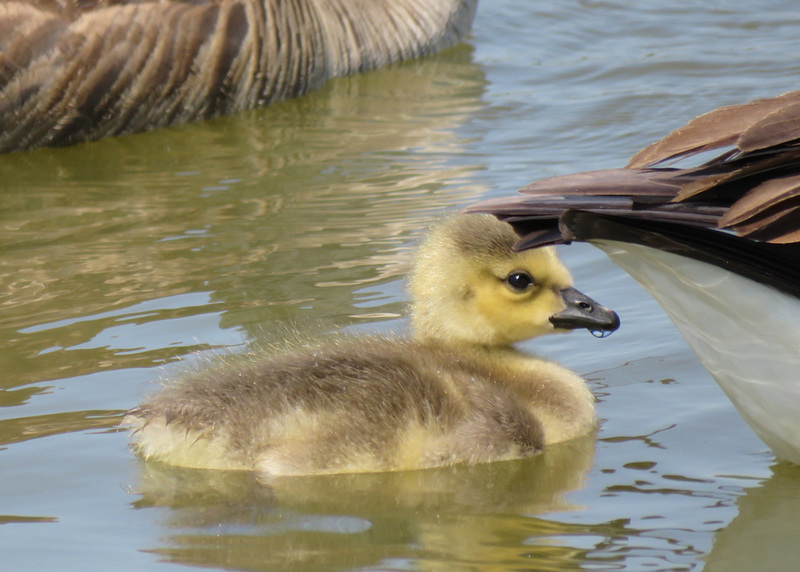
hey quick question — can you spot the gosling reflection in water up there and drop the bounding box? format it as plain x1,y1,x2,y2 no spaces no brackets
130,435,597,571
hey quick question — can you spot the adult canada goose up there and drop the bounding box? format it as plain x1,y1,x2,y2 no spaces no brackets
469,90,800,464
124,214,619,476
0,0,478,153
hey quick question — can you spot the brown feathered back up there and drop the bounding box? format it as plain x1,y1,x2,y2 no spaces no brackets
0,0,477,152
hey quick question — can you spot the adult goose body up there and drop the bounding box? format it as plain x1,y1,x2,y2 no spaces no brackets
0,0,478,153
470,90,800,464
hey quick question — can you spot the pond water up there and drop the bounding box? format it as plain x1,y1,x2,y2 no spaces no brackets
3,1,800,570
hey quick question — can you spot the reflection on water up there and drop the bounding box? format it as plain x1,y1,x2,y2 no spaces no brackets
706,463,800,572
0,410,120,448
132,436,595,571
0,45,486,398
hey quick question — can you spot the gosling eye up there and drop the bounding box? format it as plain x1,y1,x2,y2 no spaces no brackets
505,271,535,291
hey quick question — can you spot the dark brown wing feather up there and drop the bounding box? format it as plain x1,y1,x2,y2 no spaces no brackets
468,90,800,296
470,90,800,248
627,90,800,167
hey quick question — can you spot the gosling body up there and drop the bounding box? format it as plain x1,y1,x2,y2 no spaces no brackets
125,215,619,476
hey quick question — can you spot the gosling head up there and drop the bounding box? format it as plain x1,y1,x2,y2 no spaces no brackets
409,214,620,347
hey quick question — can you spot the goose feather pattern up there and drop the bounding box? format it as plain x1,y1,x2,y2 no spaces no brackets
0,0,478,153
470,90,800,464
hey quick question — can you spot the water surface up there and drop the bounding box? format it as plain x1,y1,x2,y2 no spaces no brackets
3,1,800,570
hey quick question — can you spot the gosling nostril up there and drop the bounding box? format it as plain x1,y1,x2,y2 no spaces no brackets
549,286,619,333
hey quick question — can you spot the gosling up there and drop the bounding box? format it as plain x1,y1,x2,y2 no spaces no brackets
123,214,619,476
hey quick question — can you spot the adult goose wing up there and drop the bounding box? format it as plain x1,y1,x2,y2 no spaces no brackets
469,90,800,464
0,0,478,153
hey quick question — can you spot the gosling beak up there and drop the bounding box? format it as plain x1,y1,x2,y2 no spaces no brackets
549,287,620,337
